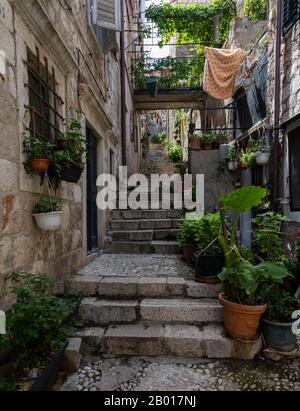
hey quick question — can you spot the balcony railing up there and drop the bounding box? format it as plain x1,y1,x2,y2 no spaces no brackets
131,55,205,93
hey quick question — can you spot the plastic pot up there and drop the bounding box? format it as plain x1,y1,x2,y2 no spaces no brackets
261,318,297,352
195,255,225,283
183,244,198,264
33,211,62,231
30,159,50,173
255,152,270,165
219,293,267,340
189,137,202,150
227,160,237,171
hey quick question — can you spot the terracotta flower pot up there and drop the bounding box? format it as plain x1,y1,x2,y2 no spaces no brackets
57,139,69,149
203,143,213,150
30,159,50,172
189,138,202,151
183,244,198,264
218,293,267,340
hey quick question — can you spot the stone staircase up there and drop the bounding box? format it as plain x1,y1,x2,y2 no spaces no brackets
141,143,176,179
69,275,262,359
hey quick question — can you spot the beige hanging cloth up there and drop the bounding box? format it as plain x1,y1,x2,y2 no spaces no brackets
203,47,247,100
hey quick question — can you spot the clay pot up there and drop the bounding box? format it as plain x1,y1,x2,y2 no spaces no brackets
189,138,202,151
57,139,69,149
203,143,213,150
218,293,267,340
183,244,198,264
30,159,50,172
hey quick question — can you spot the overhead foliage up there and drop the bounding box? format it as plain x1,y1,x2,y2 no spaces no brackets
145,0,236,53
244,0,268,21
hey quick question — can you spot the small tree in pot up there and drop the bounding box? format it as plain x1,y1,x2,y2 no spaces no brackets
218,186,289,339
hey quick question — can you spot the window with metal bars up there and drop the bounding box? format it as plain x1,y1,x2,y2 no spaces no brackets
283,0,300,34
25,47,64,142
288,126,300,211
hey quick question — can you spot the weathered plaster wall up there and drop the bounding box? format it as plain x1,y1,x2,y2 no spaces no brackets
0,0,138,307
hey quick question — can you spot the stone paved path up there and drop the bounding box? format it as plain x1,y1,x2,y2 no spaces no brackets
57,356,300,391
79,254,194,279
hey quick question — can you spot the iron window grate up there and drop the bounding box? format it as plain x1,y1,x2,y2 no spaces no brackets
283,0,300,34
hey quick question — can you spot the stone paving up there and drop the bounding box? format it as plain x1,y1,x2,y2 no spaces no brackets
57,355,300,392
79,254,194,279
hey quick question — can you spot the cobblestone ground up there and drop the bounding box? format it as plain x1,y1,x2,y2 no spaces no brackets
79,254,194,279
57,356,300,392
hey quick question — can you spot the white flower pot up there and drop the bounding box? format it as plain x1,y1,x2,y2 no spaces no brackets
227,160,237,171
219,144,229,160
33,212,63,231
255,152,270,165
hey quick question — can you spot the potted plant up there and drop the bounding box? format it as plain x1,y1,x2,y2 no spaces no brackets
52,116,86,183
261,286,298,352
0,272,81,391
177,213,202,264
189,134,202,151
237,148,256,170
175,160,188,176
33,197,62,231
194,212,225,283
23,133,54,173
147,76,158,97
56,131,69,149
218,186,289,339
201,133,216,150
226,145,237,171
255,140,270,165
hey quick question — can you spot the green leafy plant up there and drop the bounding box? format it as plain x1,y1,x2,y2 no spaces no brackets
4,272,82,369
217,186,289,305
239,148,256,168
264,286,298,322
177,213,203,246
201,133,217,145
252,212,289,263
189,133,202,140
244,0,268,21
152,132,166,144
163,140,183,163
175,161,188,176
226,145,236,161
23,133,55,159
195,212,223,256
33,197,60,214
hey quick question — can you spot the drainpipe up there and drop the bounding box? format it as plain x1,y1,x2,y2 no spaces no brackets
272,0,282,209
120,0,127,166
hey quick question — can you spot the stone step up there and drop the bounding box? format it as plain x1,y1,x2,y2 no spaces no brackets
76,323,262,360
112,209,184,221
110,229,179,242
108,241,181,254
110,219,181,231
68,276,222,299
78,297,223,326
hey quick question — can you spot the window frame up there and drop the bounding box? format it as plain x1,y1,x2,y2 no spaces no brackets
288,125,300,212
283,0,300,34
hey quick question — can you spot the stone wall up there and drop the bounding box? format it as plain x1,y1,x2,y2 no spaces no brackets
0,0,139,307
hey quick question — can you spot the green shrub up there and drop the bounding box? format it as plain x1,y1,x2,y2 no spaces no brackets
163,140,183,163
244,0,268,21
177,213,203,246
152,132,166,144
264,286,297,322
201,133,217,145
195,212,223,256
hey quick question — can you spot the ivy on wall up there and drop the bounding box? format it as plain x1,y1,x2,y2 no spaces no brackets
244,0,269,21
145,0,236,53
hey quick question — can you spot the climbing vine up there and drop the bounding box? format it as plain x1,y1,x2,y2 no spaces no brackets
145,0,236,53
244,0,269,21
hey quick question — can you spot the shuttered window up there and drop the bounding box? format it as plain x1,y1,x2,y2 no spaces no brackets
283,0,300,33
288,127,300,211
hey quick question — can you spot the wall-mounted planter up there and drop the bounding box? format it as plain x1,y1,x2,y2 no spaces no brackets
227,160,237,171
255,152,270,165
147,77,158,97
33,211,62,231
30,159,50,173
60,161,83,183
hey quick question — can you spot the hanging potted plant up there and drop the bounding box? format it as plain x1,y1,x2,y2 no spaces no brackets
255,139,271,165
177,213,202,264
56,131,69,149
23,133,54,174
261,287,298,352
189,133,202,150
194,212,225,283
226,145,237,171
52,116,86,183
201,133,216,150
218,186,289,339
237,147,255,170
147,76,158,97
33,197,62,231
